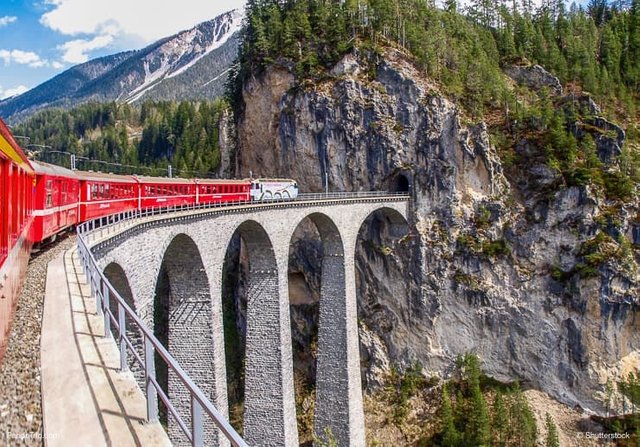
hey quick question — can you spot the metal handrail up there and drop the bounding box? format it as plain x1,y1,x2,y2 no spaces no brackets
77,219,249,447
75,191,410,446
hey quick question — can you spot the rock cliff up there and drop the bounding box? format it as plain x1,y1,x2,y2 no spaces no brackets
231,47,640,414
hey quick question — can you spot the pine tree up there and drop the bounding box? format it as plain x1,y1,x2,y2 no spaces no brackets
545,413,560,447
510,384,538,447
441,383,459,447
460,354,491,446
492,391,508,447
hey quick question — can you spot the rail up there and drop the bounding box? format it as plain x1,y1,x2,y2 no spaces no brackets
75,191,409,446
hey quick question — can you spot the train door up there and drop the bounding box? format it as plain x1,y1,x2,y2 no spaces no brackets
0,159,6,261
7,164,14,244
60,179,67,229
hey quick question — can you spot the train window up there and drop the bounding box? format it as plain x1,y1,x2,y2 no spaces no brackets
46,179,53,208
91,184,98,200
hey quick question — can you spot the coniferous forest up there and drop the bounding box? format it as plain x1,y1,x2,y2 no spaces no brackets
236,0,640,116
13,100,229,177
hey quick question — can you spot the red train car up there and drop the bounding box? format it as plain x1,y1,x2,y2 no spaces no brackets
0,118,35,363
76,171,139,222
32,162,79,243
137,176,196,209
196,179,250,204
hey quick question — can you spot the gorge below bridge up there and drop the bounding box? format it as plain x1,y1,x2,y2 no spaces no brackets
84,193,411,447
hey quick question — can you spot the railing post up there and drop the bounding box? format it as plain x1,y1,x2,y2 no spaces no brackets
144,336,159,423
192,397,204,447
102,280,111,338
118,302,128,372
93,271,101,314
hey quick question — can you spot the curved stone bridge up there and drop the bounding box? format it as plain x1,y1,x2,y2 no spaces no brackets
89,196,410,447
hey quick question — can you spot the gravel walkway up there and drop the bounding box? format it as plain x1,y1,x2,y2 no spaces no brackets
0,234,75,446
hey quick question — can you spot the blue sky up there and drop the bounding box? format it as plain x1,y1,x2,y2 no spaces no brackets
0,0,247,100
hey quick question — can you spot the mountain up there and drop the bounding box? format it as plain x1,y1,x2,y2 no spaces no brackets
0,9,243,123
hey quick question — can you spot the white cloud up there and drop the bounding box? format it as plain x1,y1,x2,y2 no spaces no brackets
41,0,245,43
0,49,49,67
0,16,17,27
51,61,64,69
0,84,29,100
57,35,114,64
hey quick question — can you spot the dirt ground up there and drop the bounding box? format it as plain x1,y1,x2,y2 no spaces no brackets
525,389,616,447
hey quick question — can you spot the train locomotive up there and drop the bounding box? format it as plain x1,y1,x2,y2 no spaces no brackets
0,117,298,363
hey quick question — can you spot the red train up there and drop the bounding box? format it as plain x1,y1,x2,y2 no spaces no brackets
0,117,299,363
0,120,36,362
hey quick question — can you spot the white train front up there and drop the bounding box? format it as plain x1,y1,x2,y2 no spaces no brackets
250,179,299,201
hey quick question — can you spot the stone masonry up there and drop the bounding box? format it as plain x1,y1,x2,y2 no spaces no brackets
91,198,409,447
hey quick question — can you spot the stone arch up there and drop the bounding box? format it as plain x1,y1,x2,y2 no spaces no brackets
357,207,410,244
103,262,143,384
153,233,217,445
104,262,134,307
289,213,350,445
355,206,411,390
287,213,357,446
223,220,297,446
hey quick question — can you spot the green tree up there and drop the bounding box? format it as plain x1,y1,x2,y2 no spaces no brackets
545,413,560,447
492,391,508,447
441,383,460,447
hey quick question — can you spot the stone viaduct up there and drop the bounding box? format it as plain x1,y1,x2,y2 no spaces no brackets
89,197,409,447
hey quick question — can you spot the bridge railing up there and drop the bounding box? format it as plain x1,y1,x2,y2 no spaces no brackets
75,191,409,445
76,220,249,447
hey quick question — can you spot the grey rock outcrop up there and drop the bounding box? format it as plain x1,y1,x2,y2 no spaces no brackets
232,48,640,415
505,64,563,96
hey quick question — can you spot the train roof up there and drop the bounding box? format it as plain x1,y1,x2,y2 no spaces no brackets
196,178,250,184
134,175,194,184
0,118,34,173
32,160,77,178
74,170,138,183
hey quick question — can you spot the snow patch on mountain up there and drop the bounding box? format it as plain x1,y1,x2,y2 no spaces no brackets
168,9,243,79
123,9,243,103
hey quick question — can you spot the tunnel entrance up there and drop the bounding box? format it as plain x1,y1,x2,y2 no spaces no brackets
390,173,410,193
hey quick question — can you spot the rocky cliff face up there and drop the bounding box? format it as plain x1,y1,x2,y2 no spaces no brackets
232,48,640,414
